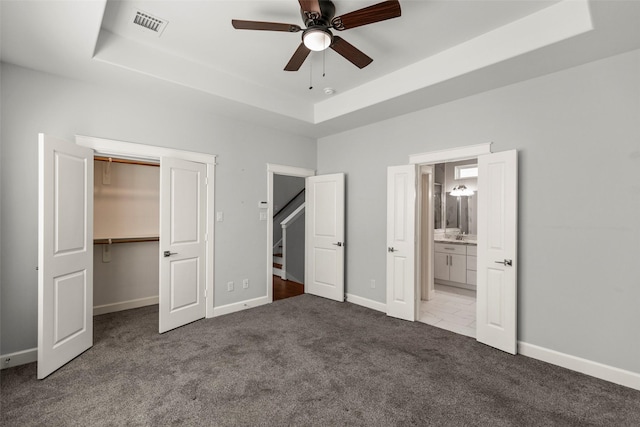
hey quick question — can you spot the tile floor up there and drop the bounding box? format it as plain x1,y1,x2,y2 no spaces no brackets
419,288,476,338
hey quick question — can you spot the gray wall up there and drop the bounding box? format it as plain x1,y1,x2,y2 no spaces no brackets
317,49,640,374
273,174,305,214
0,63,316,355
273,175,305,246
284,214,305,284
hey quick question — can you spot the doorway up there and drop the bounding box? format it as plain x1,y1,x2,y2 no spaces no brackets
272,174,306,300
387,143,518,354
418,160,478,338
38,134,216,378
266,164,315,302
93,156,160,316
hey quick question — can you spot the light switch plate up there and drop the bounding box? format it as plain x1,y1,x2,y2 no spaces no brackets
259,212,267,221
216,212,224,222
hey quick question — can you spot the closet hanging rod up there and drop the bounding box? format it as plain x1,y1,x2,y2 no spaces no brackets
94,237,160,245
94,156,159,167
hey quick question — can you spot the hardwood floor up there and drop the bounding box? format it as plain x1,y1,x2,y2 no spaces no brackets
273,275,304,301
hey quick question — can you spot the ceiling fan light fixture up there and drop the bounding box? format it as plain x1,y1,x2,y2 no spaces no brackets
303,28,332,51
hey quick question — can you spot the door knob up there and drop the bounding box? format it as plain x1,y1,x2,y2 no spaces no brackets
332,242,343,247
495,259,513,266
388,247,397,252
164,251,178,257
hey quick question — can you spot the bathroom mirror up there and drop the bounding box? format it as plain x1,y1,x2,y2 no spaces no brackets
445,192,476,234
433,161,477,234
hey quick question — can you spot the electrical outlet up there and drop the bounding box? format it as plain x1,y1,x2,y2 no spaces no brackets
227,281,234,292
370,279,376,289
102,245,111,263
243,279,249,289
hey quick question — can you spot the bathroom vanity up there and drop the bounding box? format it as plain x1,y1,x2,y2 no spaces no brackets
434,240,477,290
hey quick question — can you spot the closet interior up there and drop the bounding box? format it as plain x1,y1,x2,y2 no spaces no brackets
93,156,160,315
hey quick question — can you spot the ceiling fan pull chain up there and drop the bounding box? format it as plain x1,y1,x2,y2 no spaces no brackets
323,49,326,77
309,61,313,90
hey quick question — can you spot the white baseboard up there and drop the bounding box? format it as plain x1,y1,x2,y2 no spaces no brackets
518,341,640,391
94,296,159,316
1,348,37,370
345,293,386,313
213,295,271,317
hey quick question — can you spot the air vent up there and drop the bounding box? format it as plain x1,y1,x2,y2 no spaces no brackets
132,10,168,36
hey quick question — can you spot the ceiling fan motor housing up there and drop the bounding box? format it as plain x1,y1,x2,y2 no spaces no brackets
300,0,335,27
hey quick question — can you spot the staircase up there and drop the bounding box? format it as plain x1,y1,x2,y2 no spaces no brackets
272,202,305,281
273,248,284,277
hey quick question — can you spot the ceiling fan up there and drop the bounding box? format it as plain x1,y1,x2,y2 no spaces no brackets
232,0,401,71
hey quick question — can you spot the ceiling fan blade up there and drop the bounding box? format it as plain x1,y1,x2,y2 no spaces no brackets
330,36,373,69
331,0,401,31
284,43,312,71
298,0,322,15
232,19,301,33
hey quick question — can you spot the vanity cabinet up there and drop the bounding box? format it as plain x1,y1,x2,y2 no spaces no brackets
434,243,467,283
434,242,477,289
466,245,477,285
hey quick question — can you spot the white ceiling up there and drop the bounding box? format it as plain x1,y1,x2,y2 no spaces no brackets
2,0,640,138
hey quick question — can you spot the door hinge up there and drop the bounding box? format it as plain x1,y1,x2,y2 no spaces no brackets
205,177,208,185
204,289,207,298
205,232,208,242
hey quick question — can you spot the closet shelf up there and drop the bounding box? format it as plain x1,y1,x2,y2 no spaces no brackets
94,156,159,167
94,236,159,245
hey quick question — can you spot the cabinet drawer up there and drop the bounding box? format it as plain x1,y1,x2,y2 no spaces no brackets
467,245,477,256
466,270,477,286
434,242,467,256
466,255,477,271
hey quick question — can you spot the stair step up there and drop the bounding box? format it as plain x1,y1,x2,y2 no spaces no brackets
273,262,282,269
274,253,283,257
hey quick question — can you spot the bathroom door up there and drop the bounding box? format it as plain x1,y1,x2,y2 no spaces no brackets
476,150,518,354
386,165,417,321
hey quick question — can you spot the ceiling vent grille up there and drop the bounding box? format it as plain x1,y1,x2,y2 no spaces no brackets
132,10,168,35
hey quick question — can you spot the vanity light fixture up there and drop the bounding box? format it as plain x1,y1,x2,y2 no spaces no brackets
450,184,474,197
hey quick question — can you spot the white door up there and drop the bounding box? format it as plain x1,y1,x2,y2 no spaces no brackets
386,165,417,321
305,173,345,302
159,157,207,333
38,134,93,379
476,150,518,354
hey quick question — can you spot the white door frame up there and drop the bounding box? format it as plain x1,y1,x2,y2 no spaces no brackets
75,135,217,318
418,165,435,303
266,164,315,302
409,142,493,319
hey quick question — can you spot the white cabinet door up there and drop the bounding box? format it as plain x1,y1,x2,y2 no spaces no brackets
159,157,207,333
305,173,345,302
434,252,449,281
477,150,518,354
386,165,416,321
38,134,93,379
449,253,467,283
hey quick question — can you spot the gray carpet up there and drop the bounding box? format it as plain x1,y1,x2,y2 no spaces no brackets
1,294,639,426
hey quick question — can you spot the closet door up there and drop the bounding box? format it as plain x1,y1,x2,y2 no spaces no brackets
159,157,207,333
38,133,94,379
